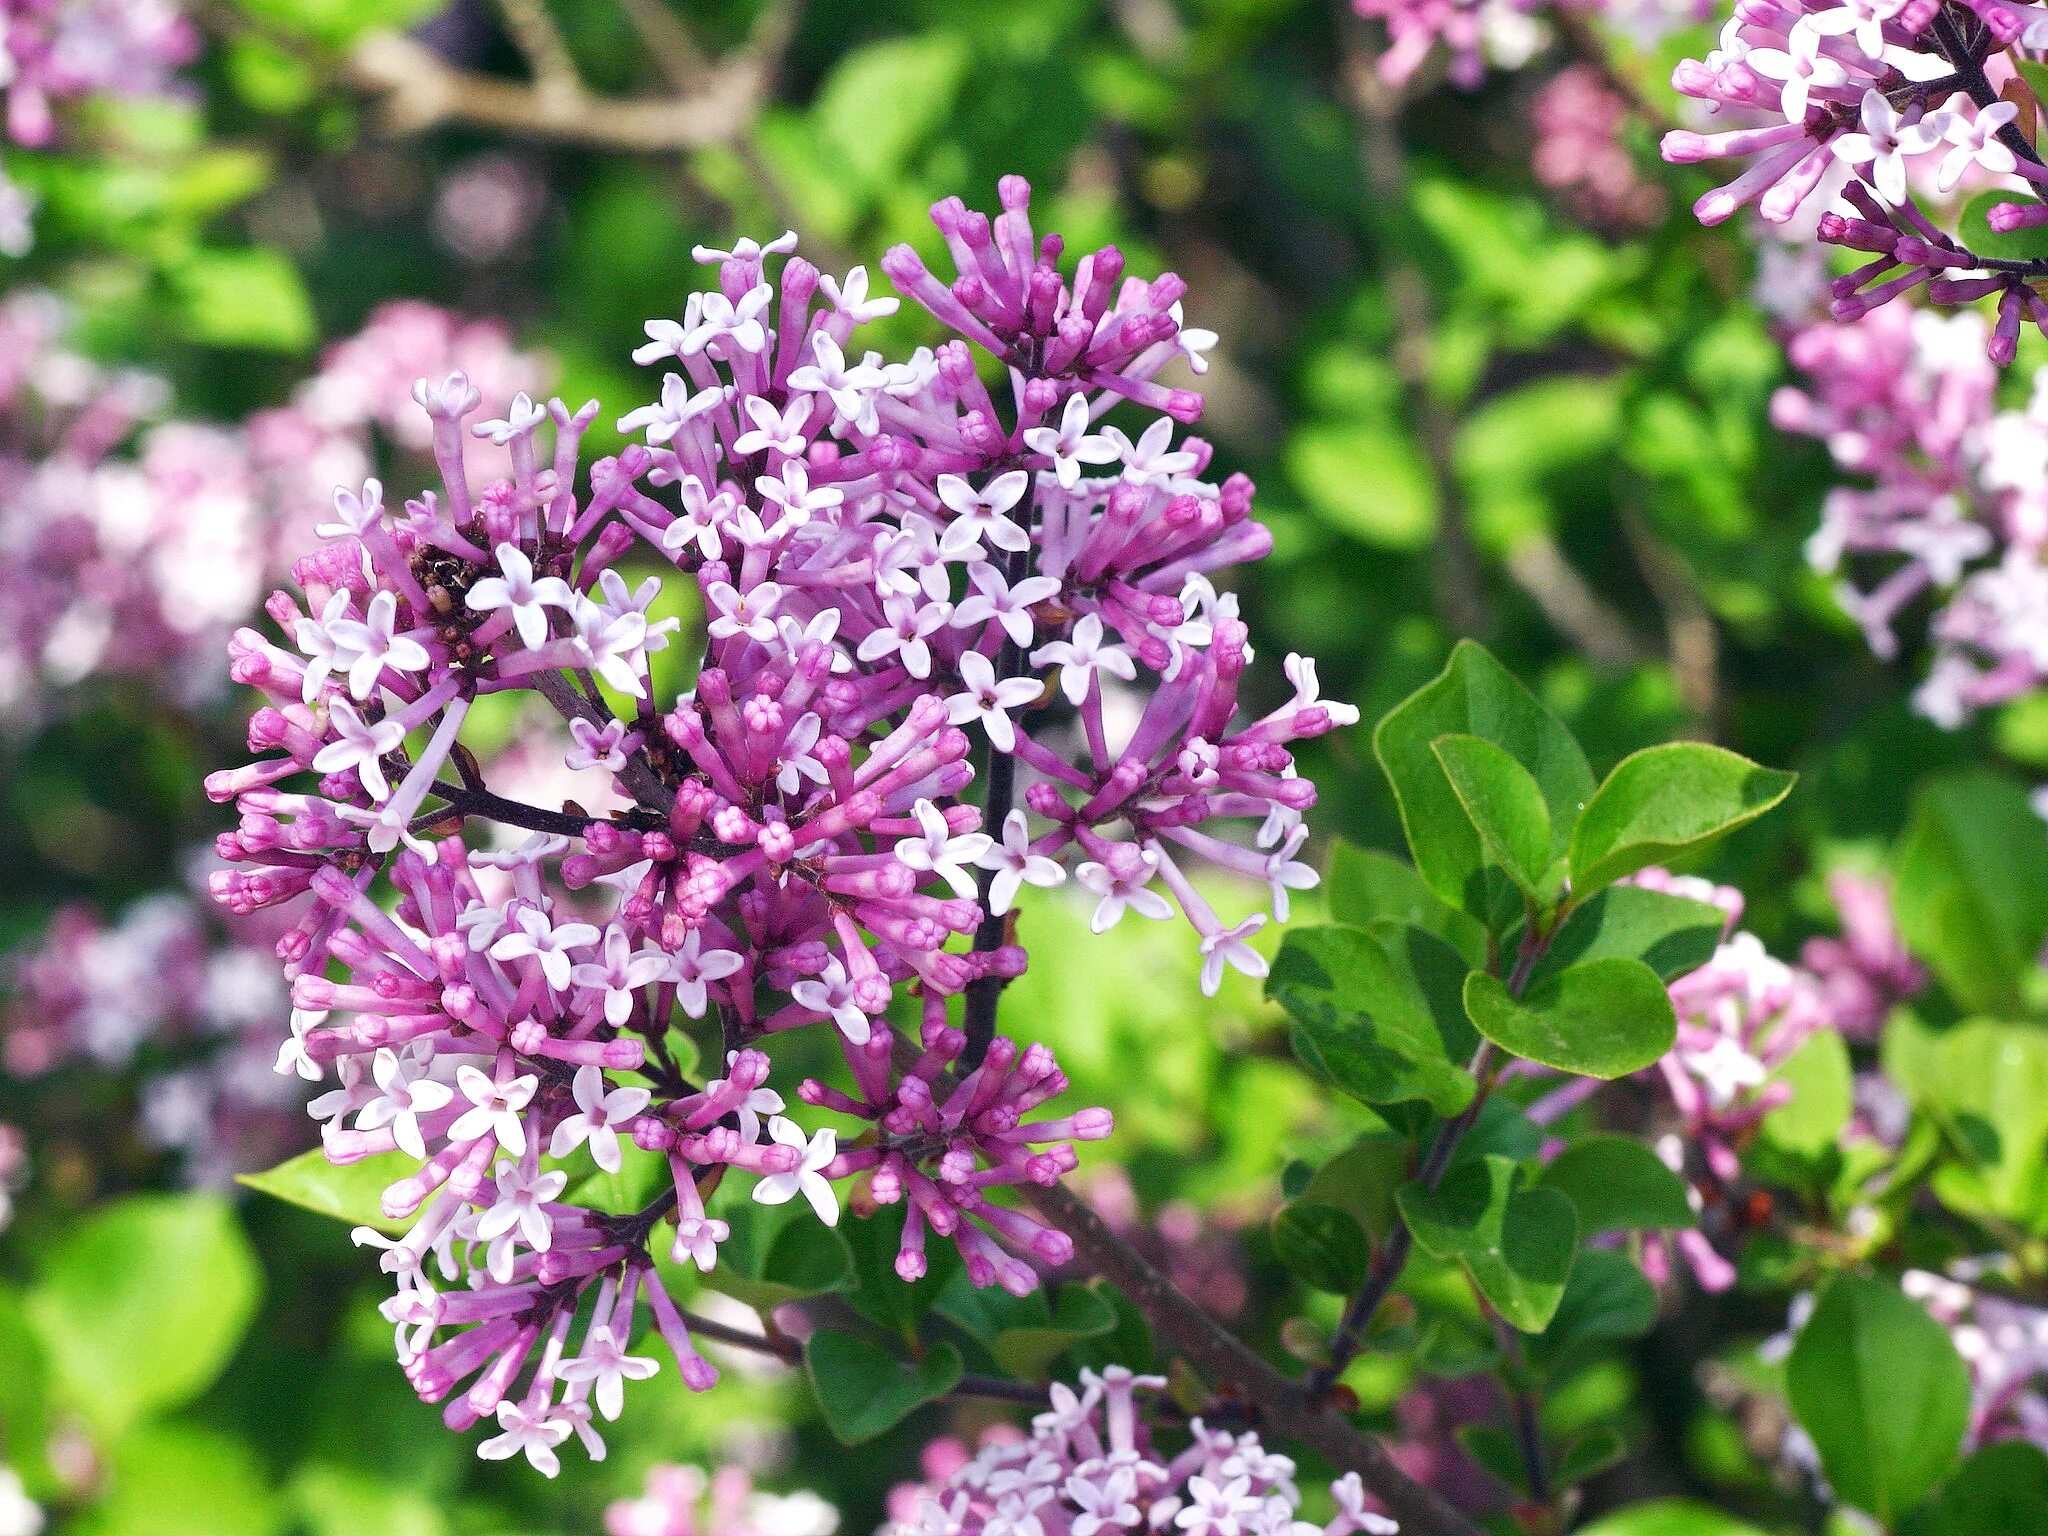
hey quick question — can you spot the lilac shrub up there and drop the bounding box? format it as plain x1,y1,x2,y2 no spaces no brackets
0,293,547,733
208,179,1352,1472
889,1367,1398,1536
1665,0,2048,359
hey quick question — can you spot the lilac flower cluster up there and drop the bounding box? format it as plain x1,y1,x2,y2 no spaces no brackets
0,882,309,1185
1350,0,1706,90
892,1366,1398,1536
1667,0,2048,359
1531,65,1670,227
1904,1269,2048,1450
0,0,201,253
0,293,546,733
1531,868,1923,1291
1771,305,2048,763
606,1464,838,1536
208,181,1348,1471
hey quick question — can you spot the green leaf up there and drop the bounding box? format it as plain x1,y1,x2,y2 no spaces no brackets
1568,743,1794,896
1575,1500,1770,1536
1920,1441,2048,1535
804,1333,963,1444
563,1140,670,1216
1758,1028,1854,1159
1531,1248,1659,1369
1457,1424,1531,1494
1528,885,1728,986
27,1194,261,1437
1464,958,1676,1079
1285,422,1438,550
75,1422,280,1536
1271,1202,1372,1295
1325,842,1488,967
1918,1019,2048,1230
988,1284,1118,1381
1553,1427,1628,1489
227,0,443,47
1537,1136,1694,1232
1301,1135,1410,1244
1397,1155,1577,1332
1958,189,2048,262
813,35,971,191
1270,924,1477,1115
1432,733,1554,899
237,1148,416,1235
1893,769,2048,1015
1373,640,1595,929
1786,1273,1972,1523
697,1200,856,1313
165,246,316,352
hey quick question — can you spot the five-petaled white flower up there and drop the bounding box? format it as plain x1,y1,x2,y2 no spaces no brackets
936,470,1032,556
617,373,727,445
467,543,574,649
478,1399,571,1477
548,1065,654,1173
293,589,358,703
1066,1468,1142,1536
706,579,784,644
952,564,1061,647
760,459,845,525
557,1324,660,1421
327,589,431,700
681,283,774,357
753,1116,840,1224
1262,825,1319,923
1075,850,1173,932
856,592,952,679
819,263,900,323
471,391,547,444
691,230,798,265
974,809,1067,916
1806,0,1906,56
354,1045,453,1160
894,797,993,899
789,956,873,1044
1743,21,1846,124
788,331,889,434
1032,613,1137,705
566,716,633,773
667,930,745,1017
1170,302,1219,374
945,650,1043,753
1328,1473,1400,1535
673,1211,730,1271
733,393,814,458
449,1062,541,1155
1936,93,2019,191
490,904,600,991
477,1156,567,1253
1198,916,1270,996
1106,417,1198,485
1833,89,1947,206
1022,392,1119,489
311,699,407,801
315,477,384,540
570,925,672,1028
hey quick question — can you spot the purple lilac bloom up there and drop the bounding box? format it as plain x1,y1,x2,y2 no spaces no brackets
1530,868,1922,1292
0,0,198,148
1772,305,2048,758
606,1464,838,1536
0,293,548,732
1668,0,2048,357
207,179,1351,1473
889,1366,1399,1536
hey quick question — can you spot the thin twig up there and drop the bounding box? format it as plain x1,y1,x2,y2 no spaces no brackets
492,0,582,101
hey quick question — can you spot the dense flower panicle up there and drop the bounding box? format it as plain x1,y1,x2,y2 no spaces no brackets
1666,0,2048,356
1531,868,1923,1292
1772,306,2048,762
890,1367,1398,1536
206,179,1346,1472
0,293,549,732
1531,65,1669,227
1904,1270,2048,1451
0,0,197,147
605,1464,838,1536
1353,0,1551,89
0,885,309,1185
